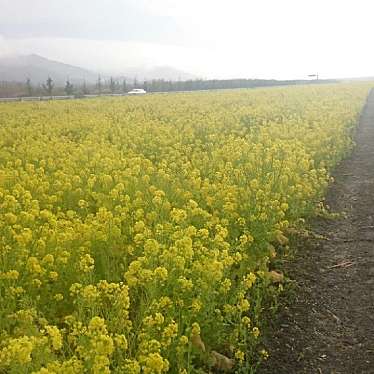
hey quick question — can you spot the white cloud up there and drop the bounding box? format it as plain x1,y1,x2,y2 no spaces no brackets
0,34,14,56
6,36,211,76
1,0,374,79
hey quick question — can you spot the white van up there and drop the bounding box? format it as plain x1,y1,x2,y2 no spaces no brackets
127,88,146,95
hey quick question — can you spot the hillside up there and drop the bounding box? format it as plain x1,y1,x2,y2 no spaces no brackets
0,54,196,85
0,54,98,85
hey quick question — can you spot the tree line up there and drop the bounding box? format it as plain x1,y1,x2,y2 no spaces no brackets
0,76,335,98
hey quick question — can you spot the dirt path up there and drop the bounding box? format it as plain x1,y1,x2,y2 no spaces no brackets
260,90,374,374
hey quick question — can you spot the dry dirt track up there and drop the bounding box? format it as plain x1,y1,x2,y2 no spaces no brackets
260,89,374,374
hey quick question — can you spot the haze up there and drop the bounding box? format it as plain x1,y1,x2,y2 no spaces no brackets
1,0,374,79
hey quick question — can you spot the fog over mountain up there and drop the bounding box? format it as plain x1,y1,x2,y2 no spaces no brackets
0,54,196,84
1,1,374,79
111,66,196,82
0,54,97,84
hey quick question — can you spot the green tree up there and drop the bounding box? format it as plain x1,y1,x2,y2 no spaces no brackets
97,75,102,95
143,80,148,91
65,79,74,95
109,77,116,93
26,78,33,96
82,80,89,95
42,76,54,96
122,79,127,93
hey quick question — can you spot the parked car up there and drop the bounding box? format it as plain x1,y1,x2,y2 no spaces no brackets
127,88,146,95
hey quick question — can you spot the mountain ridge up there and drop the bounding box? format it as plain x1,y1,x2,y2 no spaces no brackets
0,54,197,84
0,54,98,84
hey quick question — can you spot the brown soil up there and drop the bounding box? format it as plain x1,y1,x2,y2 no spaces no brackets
260,90,374,374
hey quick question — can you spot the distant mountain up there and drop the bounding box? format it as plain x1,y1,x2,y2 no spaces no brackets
0,54,197,85
0,54,98,85
114,66,197,82
142,66,197,81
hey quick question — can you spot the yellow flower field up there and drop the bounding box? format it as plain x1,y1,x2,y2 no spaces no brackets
0,84,370,373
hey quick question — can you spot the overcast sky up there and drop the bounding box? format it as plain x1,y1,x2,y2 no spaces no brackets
1,0,374,79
